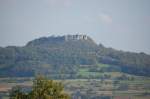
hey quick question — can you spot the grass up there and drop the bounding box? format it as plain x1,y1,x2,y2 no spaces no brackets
77,67,127,78
96,63,110,68
77,68,103,77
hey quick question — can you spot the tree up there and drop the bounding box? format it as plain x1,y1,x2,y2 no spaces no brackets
9,86,28,99
9,76,70,99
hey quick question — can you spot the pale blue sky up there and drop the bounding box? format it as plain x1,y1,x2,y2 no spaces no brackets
0,0,150,54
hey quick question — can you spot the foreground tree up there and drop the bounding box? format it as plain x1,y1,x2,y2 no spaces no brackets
9,76,70,99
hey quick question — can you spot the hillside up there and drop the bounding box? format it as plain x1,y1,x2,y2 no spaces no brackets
0,34,150,77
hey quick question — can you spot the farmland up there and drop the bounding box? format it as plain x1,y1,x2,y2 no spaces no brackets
0,73,150,99
0,64,150,99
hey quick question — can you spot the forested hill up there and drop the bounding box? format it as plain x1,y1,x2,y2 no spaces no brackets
0,34,150,77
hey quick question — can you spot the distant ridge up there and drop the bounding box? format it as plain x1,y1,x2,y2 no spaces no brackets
0,34,150,77
26,34,94,47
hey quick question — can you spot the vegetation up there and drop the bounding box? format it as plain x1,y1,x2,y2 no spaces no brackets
0,74,148,99
0,35,150,77
0,72,149,99
0,35,150,99
9,76,70,99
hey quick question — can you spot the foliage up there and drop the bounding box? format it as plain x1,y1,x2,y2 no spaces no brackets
9,76,70,99
0,35,150,77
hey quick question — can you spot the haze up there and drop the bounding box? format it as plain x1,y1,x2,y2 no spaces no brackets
0,0,150,54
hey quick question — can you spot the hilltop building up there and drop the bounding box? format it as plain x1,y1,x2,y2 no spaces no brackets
64,34,88,41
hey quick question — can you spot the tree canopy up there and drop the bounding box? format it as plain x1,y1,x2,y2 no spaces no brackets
9,76,70,99
0,35,150,77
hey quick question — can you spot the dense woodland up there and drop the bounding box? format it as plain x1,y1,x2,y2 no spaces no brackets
0,35,150,77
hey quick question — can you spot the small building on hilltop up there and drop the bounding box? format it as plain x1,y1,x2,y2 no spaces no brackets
64,34,88,41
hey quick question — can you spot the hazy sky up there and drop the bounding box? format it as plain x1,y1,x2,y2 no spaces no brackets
0,0,150,54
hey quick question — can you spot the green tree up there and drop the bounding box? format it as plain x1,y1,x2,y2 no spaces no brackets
9,86,27,99
9,76,70,99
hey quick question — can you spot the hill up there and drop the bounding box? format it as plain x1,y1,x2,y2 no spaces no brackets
0,34,150,77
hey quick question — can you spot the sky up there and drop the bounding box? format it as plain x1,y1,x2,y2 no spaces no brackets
0,0,150,54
